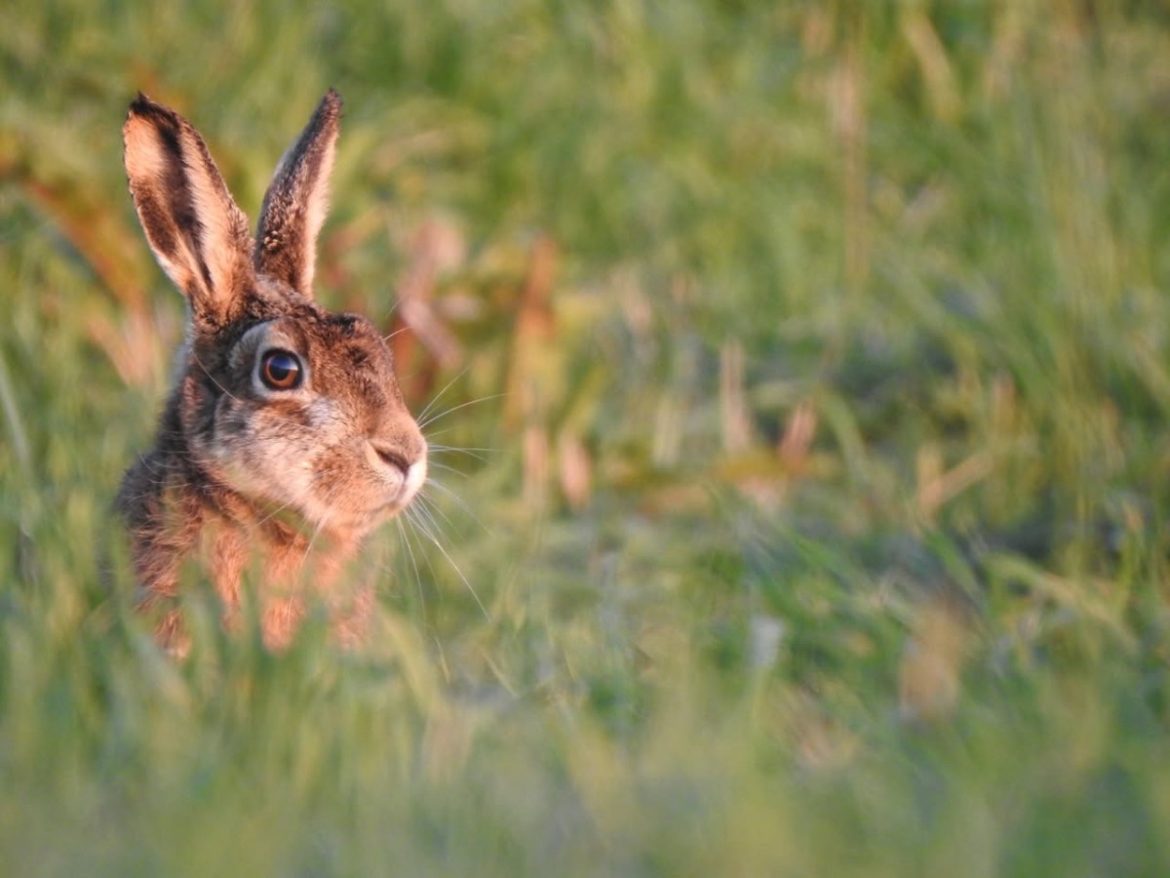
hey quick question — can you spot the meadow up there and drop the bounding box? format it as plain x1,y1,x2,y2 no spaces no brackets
3,1,1170,874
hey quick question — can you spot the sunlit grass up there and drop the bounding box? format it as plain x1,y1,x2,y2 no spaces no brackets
2,2,1170,875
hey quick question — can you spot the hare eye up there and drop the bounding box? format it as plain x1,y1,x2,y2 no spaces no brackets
259,349,303,391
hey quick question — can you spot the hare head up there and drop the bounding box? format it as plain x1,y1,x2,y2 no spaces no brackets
118,91,426,649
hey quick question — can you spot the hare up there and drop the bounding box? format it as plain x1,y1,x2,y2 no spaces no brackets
117,90,427,652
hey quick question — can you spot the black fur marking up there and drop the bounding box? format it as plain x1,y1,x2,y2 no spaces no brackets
155,120,214,298
346,346,370,370
332,314,358,337
135,187,180,263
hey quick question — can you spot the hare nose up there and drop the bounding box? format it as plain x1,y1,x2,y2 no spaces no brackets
370,443,412,477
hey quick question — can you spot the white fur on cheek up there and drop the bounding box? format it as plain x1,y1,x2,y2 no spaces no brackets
194,394,320,520
306,398,343,432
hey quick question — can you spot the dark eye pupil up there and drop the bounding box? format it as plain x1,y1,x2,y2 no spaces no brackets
261,350,301,389
267,355,294,381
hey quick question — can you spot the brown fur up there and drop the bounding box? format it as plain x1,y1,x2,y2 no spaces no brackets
119,91,426,653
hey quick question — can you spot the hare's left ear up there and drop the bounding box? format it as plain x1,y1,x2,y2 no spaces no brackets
123,94,255,329
255,89,342,297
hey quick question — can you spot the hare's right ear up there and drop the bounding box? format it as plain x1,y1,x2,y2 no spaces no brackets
254,89,342,298
123,94,254,329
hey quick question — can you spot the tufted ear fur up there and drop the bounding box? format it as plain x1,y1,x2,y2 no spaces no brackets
123,94,255,329
254,89,342,298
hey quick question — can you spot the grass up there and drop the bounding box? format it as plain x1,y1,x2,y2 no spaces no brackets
3,1,1170,874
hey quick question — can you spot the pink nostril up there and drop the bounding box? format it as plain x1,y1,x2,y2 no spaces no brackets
372,445,411,476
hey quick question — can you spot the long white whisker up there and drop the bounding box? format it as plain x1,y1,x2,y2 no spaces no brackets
193,351,242,403
420,427,502,446
412,495,448,541
427,460,469,478
299,480,346,570
382,297,403,324
426,444,492,462
424,477,493,535
406,506,489,620
403,516,447,615
415,494,467,544
255,501,297,529
395,517,427,619
416,366,471,423
419,393,506,431
301,511,332,569
418,426,459,440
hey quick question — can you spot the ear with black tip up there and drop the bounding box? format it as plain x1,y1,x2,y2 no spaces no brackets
123,94,255,328
254,89,342,298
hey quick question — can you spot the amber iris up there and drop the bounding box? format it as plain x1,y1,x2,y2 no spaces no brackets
259,349,303,390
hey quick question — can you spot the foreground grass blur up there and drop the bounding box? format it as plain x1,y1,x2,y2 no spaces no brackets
3,2,1170,874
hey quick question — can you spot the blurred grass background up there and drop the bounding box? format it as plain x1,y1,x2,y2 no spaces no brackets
4,0,1170,874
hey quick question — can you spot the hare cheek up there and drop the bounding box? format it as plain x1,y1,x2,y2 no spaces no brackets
190,398,247,474
305,398,347,438
196,400,317,510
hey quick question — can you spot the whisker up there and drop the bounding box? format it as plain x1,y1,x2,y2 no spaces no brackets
405,506,489,620
427,460,469,478
302,514,330,567
426,444,493,462
382,297,403,324
412,494,448,540
395,517,428,620
416,366,471,424
415,493,466,543
192,351,242,403
300,480,345,569
254,498,297,528
423,477,493,535
402,517,447,617
418,393,506,431
419,426,493,443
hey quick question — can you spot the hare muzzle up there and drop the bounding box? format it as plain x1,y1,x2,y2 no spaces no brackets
367,437,428,508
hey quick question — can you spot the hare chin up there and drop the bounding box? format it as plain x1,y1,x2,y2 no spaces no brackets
365,462,427,523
